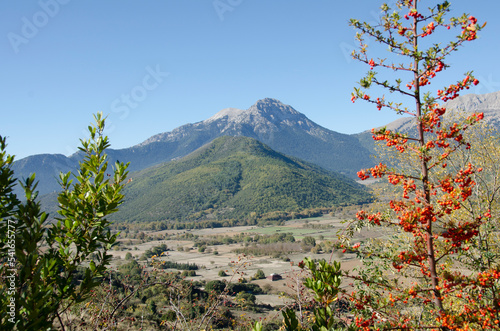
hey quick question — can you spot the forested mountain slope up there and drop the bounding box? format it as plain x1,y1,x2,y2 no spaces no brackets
112,136,372,223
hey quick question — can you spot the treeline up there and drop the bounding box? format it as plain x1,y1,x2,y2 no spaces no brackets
111,206,350,233
172,231,297,249
157,261,199,271
233,242,303,258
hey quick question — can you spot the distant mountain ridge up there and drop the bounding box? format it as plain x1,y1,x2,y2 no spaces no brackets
13,98,374,195
112,136,372,223
12,154,78,194
355,90,500,153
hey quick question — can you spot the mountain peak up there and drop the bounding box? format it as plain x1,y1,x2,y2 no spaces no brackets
209,107,245,121
252,97,284,107
205,98,303,126
250,98,300,115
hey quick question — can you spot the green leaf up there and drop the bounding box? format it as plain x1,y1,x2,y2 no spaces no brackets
89,260,96,272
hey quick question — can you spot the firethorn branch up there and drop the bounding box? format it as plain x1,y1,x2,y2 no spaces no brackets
344,0,497,329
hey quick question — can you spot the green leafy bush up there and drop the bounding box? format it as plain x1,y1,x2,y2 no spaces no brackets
0,114,129,330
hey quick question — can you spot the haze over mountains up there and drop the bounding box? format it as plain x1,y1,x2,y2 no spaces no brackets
12,91,500,200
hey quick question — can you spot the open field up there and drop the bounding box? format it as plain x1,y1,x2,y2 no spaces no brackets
109,214,387,302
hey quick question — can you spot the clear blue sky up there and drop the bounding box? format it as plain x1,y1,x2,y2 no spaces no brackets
1,0,499,159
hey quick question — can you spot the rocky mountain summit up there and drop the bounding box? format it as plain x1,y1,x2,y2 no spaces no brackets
141,98,330,146
204,98,316,132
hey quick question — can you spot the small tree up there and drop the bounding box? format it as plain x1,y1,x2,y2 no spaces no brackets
235,291,256,310
282,258,350,330
0,113,129,330
343,0,497,329
252,269,266,280
206,280,226,295
301,236,316,250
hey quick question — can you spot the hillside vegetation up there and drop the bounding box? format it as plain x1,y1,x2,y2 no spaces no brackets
112,136,371,223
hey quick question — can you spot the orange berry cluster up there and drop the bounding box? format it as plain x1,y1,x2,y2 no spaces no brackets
356,210,383,226
404,10,423,20
437,75,479,102
371,128,408,152
422,21,436,37
462,16,478,41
